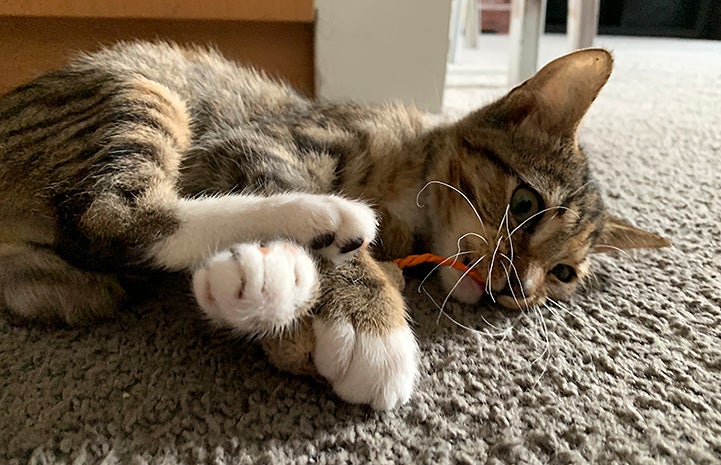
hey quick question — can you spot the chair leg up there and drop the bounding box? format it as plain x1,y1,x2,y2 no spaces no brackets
567,0,600,50
448,0,464,63
508,0,547,84
463,0,479,48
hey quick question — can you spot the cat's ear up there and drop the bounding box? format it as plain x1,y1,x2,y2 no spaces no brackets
487,48,613,139
594,215,671,253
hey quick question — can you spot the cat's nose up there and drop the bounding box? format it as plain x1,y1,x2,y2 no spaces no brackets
521,262,544,296
488,271,509,294
489,260,543,298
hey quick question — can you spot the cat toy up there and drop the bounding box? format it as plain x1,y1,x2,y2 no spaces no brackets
392,253,485,287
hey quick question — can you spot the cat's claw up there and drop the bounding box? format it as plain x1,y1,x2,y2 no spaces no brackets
192,241,318,335
297,195,377,265
312,318,419,410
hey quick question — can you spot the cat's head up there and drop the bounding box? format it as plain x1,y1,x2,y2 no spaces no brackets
424,48,670,309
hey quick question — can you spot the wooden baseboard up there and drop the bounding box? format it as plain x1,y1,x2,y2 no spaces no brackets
0,16,315,97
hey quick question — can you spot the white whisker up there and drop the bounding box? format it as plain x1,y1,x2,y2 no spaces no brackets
437,254,487,323
485,206,510,300
544,303,584,348
594,244,633,258
529,306,551,388
416,250,479,293
456,231,489,249
500,253,530,311
509,205,581,237
567,181,593,200
420,287,511,337
500,262,522,310
504,205,515,263
417,180,489,238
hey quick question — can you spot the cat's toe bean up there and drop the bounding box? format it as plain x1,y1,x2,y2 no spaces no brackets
311,196,377,264
312,318,419,410
338,237,365,254
192,241,318,336
310,233,336,250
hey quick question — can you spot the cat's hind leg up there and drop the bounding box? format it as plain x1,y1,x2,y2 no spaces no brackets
192,240,319,337
0,244,124,325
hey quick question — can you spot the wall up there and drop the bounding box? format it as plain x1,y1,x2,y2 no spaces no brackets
315,0,451,112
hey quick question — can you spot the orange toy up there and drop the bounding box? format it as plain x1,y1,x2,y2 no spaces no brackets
392,253,485,287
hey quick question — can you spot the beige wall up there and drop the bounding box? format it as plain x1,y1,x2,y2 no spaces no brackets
315,0,451,112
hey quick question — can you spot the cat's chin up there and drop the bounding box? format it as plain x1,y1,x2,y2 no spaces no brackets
449,276,484,304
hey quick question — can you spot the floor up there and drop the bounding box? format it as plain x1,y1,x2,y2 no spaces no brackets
442,32,721,114
3,32,721,465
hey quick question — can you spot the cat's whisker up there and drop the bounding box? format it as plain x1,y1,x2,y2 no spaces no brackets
544,303,584,348
485,206,510,300
431,254,502,333
594,244,633,258
438,254,487,319
485,238,502,301
503,204,515,264
500,262,523,311
416,250,479,294
534,305,550,363
546,298,570,318
416,180,489,239
546,297,569,313
514,308,546,353
527,305,551,389
567,181,593,201
456,231,489,250
509,205,581,238
420,287,511,338
499,253,530,311
544,301,567,317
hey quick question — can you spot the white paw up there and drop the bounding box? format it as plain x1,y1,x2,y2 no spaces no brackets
312,319,419,410
295,195,378,264
192,241,318,336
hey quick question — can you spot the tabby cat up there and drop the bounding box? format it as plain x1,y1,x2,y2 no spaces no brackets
0,42,668,409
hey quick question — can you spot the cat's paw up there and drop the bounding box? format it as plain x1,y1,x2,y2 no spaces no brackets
312,319,419,410
296,195,377,265
192,241,318,335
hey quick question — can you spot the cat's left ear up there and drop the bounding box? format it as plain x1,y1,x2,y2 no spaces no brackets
496,48,614,140
594,215,671,253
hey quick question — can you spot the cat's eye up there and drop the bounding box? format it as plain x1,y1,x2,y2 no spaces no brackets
550,264,576,283
510,185,544,229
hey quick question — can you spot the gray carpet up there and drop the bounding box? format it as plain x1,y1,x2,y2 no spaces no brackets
2,36,720,464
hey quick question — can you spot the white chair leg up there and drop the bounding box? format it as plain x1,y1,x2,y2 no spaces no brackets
567,0,600,50
463,0,479,48
448,0,463,63
508,0,547,85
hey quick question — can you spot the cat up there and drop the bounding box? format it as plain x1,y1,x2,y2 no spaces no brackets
0,42,669,410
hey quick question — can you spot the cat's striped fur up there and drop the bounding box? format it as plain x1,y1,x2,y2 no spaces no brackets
0,42,668,409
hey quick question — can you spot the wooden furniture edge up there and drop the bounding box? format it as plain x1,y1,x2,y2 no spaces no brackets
0,0,315,23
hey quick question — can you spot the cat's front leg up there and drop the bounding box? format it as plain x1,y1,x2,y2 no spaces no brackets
312,251,419,410
152,193,378,271
192,240,319,336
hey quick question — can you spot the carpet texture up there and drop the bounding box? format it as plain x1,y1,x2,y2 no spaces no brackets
2,36,720,465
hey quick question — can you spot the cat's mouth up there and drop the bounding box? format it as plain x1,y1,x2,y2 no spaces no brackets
497,286,515,297
449,254,543,309
489,289,545,310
